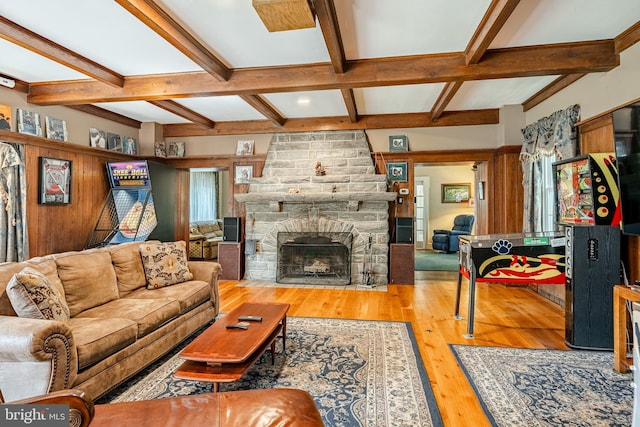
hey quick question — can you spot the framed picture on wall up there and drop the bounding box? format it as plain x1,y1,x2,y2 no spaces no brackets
45,116,68,141
17,109,43,137
387,162,408,182
441,183,471,203
236,140,254,155
389,135,408,152
38,157,72,204
235,165,253,184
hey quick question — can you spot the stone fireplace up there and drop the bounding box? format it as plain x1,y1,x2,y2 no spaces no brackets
235,130,396,287
277,232,352,285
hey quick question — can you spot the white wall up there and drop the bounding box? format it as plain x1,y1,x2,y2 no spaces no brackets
415,164,476,245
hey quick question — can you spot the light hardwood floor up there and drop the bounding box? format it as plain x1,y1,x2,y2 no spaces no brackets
218,270,568,427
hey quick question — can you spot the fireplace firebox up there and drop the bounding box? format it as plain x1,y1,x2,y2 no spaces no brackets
277,232,352,285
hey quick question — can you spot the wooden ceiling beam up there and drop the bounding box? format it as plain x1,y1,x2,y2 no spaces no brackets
465,0,521,65
341,89,358,122
314,0,346,74
521,74,586,111
431,81,463,121
162,109,499,136
0,16,124,87
66,105,142,128
148,100,215,128
239,94,286,126
115,0,231,81
615,20,640,54
27,40,618,105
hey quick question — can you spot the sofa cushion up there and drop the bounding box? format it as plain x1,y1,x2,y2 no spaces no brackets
0,257,62,317
74,297,181,337
109,241,152,296
6,267,70,321
140,241,193,289
125,280,210,314
54,251,120,317
68,317,138,369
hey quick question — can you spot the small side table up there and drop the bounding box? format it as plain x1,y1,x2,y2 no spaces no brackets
613,285,640,373
218,241,245,280
389,244,414,284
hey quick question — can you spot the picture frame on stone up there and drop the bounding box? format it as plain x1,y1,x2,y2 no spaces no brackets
235,165,253,184
387,162,408,182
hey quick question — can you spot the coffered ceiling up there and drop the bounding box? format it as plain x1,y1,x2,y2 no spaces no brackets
0,0,639,136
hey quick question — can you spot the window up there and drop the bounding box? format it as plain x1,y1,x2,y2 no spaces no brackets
190,171,218,221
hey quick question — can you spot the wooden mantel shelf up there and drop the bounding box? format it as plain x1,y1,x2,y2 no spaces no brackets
234,191,397,204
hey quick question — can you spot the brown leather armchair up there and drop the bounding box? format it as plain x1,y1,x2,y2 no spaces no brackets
4,388,324,427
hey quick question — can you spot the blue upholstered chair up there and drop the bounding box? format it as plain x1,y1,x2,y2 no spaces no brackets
431,214,474,253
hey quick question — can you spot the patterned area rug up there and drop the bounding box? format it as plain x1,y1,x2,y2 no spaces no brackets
450,345,633,426
98,317,443,427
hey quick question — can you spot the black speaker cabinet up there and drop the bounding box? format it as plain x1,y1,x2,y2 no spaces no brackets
223,217,241,242
564,225,621,350
395,217,413,244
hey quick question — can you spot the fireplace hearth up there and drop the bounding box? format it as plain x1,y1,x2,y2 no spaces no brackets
277,232,352,285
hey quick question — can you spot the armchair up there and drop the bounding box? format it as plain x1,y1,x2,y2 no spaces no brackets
432,214,474,253
2,388,324,427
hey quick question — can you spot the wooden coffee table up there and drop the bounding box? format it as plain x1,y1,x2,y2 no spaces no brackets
174,302,290,391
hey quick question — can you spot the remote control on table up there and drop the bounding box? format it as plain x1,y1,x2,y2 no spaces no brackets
226,322,250,329
238,315,263,322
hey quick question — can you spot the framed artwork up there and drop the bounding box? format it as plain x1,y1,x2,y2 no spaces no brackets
441,183,471,203
387,162,408,182
154,141,166,157
38,157,72,204
123,136,138,155
16,109,42,136
235,165,253,184
0,103,11,131
107,132,122,152
45,116,68,141
389,135,408,152
89,128,107,149
478,181,485,200
167,141,185,157
236,140,254,155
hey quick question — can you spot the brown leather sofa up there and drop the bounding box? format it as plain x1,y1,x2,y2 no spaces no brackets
6,388,325,427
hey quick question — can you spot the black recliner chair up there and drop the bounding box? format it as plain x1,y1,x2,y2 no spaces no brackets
431,214,475,253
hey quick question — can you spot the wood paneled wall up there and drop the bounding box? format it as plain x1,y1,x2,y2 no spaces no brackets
489,146,524,234
0,130,164,257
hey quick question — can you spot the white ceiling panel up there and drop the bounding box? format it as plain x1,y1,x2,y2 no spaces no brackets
174,96,267,122
335,0,493,59
0,1,201,77
263,91,347,118
157,0,331,68
448,76,560,111
355,84,445,115
492,0,640,48
94,101,190,124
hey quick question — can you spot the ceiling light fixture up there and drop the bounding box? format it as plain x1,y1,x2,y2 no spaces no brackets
297,97,311,106
252,0,316,32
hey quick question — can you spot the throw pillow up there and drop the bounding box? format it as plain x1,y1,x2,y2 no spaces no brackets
7,267,70,321
140,241,193,289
